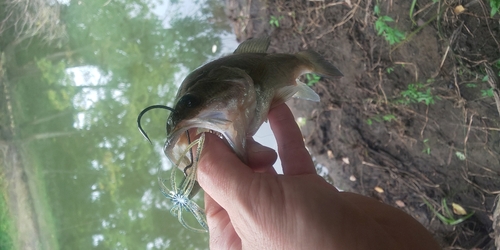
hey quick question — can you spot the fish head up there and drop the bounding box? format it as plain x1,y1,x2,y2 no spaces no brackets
164,66,256,171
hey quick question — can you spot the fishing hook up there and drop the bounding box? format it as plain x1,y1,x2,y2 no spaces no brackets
137,105,175,144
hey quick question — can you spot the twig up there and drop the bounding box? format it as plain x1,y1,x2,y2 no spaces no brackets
420,105,429,138
315,1,359,39
463,114,474,159
462,172,500,194
477,0,500,50
378,68,388,104
394,61,418,82
484,64,500,118
390,13,440,53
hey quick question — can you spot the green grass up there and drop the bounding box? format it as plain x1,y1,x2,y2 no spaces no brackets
423,198,474,225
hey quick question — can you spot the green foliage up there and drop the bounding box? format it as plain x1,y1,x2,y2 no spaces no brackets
383,114,397,122
422,138,431,155
305,73,321,86
423,198,475,225
455,151,466,161
490,0,500,17
374,5,406,45
36,58,68,86
481,88,494,97
466,83,477,88
482,75,489,82
399,83,439,105
35,58,74,110
386,67,394,74
269,15,284,27
410,0,417,25
366,114,397,125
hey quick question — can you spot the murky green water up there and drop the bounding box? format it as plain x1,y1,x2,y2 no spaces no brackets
1,0,235,248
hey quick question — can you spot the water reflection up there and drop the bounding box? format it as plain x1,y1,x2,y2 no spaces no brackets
1,0,236,249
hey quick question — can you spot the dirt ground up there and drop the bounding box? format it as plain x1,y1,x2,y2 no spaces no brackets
227,0,500,248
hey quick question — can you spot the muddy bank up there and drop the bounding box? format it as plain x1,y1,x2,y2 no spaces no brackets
226,0,500,248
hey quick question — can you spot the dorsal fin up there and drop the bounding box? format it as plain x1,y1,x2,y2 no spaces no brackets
234,36,270,54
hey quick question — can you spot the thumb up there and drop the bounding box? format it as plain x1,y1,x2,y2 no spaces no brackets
197,133,253,210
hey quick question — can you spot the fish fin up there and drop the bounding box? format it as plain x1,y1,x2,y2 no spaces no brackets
234,36,270,54
273,79,320,107
293,79,320,102
296,50,343,78
274,85,298,105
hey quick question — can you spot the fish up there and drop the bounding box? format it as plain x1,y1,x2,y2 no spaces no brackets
164,36,343,174
137,36,342,232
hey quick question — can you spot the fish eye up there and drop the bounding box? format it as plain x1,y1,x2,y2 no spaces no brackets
177,94,200,109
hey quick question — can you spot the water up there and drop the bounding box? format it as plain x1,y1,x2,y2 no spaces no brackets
1,0,236,249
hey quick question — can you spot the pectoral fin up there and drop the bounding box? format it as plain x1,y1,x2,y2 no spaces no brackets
273,79,320,107
292,79,320,101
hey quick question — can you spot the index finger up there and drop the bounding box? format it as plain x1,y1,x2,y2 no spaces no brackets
268,103,316,175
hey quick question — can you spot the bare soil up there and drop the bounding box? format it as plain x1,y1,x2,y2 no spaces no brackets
226,0,500,248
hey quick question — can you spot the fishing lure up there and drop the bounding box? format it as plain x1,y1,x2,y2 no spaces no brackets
158,132,208,232
137,105,208,232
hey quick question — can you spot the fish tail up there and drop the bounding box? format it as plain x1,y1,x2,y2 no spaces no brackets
296,50,343,78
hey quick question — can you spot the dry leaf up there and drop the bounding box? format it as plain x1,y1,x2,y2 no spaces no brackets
452,203,467,215
395,200,406,208
374,186,384,193
349,175,356,182
342,157,350,164
327,150,334,159
454,5,465,15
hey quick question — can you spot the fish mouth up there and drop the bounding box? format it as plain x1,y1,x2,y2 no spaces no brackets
163,116,243,173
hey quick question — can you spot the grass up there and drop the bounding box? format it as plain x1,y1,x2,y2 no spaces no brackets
423,198,474,226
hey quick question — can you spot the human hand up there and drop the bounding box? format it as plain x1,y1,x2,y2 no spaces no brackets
197,103,440,250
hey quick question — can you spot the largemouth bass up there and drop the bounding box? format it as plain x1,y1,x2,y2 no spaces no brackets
137,36,342,231
165,36,342,174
